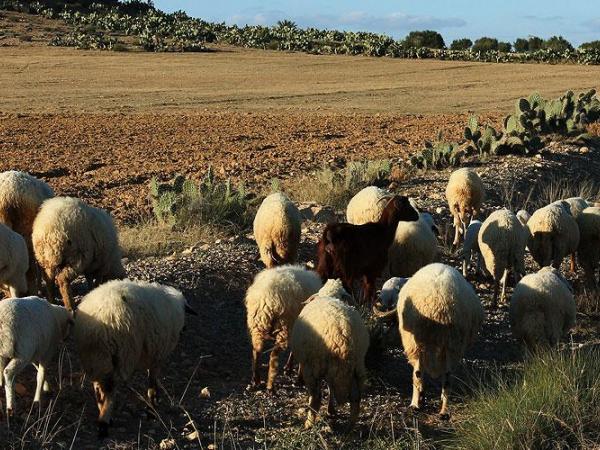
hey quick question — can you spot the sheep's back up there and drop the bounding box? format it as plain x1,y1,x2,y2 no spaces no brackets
74,280,185,381
245,266,321,336
253,194,301,244
389,219,438,277
478,209,526,274
528,205,579,254
0,223,29,275
445,169,484,213
398,263,483,377
346,186,390,225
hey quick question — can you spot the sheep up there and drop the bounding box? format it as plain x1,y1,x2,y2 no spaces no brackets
0,170,54,294
462,219,483,277
396,263,483,417
378,277,408,311
445,168,485,248
0,297,71,416
32,197,126,311
388,213,439,278
576,207,600,288
527,203,580,272
509,266,576,352
478,209,528,306
245,265,322,391
516,209,531,226
291,283,369,430
551,197,589,219
253,193,302,268
73,280,195,438
346,186,392,225
317,195,419,304
0,223,29,298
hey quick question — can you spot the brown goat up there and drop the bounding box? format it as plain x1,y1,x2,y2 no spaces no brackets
316,195,419,304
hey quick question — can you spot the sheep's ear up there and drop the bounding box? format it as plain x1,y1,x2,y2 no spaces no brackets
184,303,198,316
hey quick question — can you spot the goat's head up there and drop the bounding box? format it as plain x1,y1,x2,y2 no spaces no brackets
380,195,419,227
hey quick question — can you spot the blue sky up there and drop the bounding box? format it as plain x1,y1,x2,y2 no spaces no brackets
154,1,600,46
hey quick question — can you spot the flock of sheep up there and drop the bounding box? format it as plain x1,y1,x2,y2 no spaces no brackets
0,165,595,438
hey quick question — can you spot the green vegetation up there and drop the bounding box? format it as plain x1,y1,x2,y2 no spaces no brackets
284,160,392,211
453,348,600,449
148,169,253,231
450,38,472,51
410,133,464,169
2,0,600,65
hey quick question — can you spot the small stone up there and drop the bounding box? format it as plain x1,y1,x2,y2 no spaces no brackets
200,387,211,398
200,244,210,251
208,445,216,450
580,146,590,153
186,430,201,441
214,239,221,244
435,207,445,215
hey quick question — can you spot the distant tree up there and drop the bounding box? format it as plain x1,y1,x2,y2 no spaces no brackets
514,38,529,52
498,41,512,52
404,30,446,49
544,35,573,52
580,40,600,51
472,37,499,53
276,20,297,29
450,38,473,50
528,36,544,51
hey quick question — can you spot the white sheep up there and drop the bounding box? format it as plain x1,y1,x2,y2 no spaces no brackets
346,186,392,225
396,263,483,417
291,283,369,430
32,197,126,311
527,203,580,272
378,277,408,311
462,219,483,277
576,207,600,288
388,213,438,278
445,168,485,248
551,197,589,219
478,209,528,306
245,265,322,391
0,297,71,416
73,280,194,438
253,193,302,268
0,223,29,298
509,266,576,352
0,170,54,294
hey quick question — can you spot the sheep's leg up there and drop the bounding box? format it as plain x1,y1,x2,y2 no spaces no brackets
439,372,451,419
326,384,336,417
304,377,321,429
452,216,461,248
266,339,284,392
409,360,423,410
147,367,160,407
56,268,75,311
462,251,469,277
250,336,264,387
94,375,115,439
362,276,375,305
500,268,509,305
34,363,46,405
348,373,361,431
42,271,57,304
492,278,500,309
4,358,27,416
294,364,304,387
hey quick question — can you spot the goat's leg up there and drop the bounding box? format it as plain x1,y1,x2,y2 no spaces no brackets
4,358,27,416
409,359,424,410
440,371,452,419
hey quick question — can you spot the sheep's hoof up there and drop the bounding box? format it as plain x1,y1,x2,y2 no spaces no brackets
439,412,450,421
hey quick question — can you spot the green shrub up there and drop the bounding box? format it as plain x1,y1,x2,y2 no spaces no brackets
450,38,472,51
410,133,464,169
452,348,600,449
514,38,529,52
544,35,574,52
403,30,445,49
148,169,253,231
472,37,499,53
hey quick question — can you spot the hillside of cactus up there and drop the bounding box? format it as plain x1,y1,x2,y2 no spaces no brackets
2,0,600,64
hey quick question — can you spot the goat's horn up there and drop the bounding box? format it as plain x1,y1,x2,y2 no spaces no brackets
372,302,397,320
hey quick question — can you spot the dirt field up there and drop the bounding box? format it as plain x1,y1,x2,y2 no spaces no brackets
1,45,600,114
